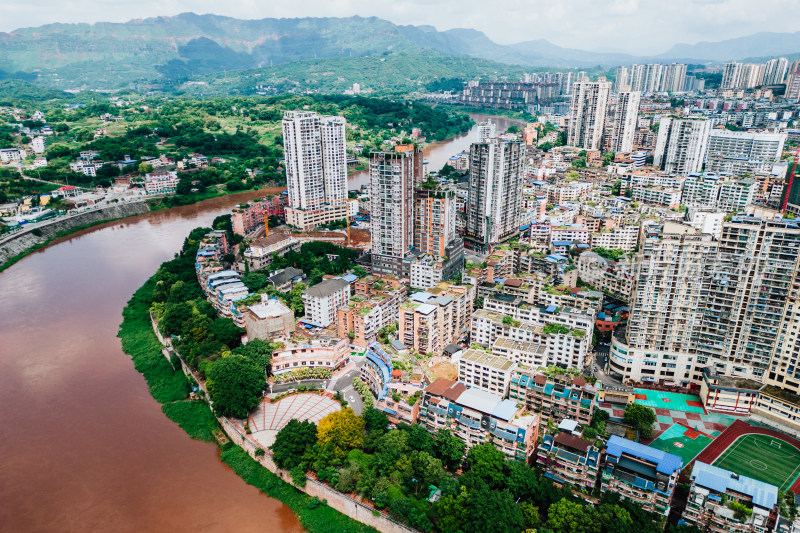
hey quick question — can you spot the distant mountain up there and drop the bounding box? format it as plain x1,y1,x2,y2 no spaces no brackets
0,13,798,89
658,31,800,62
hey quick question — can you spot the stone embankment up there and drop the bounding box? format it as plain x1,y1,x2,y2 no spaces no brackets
0,201,150,265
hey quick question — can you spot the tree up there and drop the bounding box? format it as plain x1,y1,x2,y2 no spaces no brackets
465,484,524,533
209,317,242,348
317,408,364,457
545,498,599,533
624,403,656,439
271,419,317,469
404,423,435,453
362,407,388,432
138,162,153,173
374,430,410,475
351,265,367,278
206,355,265,418
462,443,506,489
232,338,274,372
434,428,466,471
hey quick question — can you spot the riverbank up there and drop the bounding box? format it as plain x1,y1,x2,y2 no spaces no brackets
117,274,382,533
0,184,288,274
0,201,150,273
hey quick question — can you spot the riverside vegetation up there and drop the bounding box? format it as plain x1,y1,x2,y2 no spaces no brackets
119,224,702,533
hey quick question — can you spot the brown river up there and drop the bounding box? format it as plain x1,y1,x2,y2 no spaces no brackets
0,114,522,532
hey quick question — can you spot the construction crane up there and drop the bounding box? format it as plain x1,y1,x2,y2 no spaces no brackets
781,147,800,212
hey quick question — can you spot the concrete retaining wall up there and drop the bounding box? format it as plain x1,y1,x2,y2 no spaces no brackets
0,201,150,264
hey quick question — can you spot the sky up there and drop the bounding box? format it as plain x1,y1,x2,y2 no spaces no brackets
1,0,797,55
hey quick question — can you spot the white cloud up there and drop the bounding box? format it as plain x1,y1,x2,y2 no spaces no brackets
0,0,796,55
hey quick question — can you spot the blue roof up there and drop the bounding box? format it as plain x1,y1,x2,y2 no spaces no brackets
552,240,572,246
692,462,778,510
340,273,358,283
491,399,519,421
605,435,683,475
544,304,558,313
364,343,392,399
410,292,434,303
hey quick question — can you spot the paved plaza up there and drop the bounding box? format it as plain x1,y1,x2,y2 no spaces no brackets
248,393,341,448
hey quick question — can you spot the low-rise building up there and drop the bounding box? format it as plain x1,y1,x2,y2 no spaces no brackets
302,278,350,327
536,433,600,490
420,378,540,461
143,171,179,194
508,369,597,425
600,435,682,517
243,232,300,270
491,337,548,368
457,348,517,397
375,382,423,425
242,295,295,341
271,337,349,375
683,462,778,533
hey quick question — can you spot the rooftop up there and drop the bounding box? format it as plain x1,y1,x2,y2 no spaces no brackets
425,378,468,401
304,278,350,298
247,297,292,319
605,435,683,475
460,348,517,372
692,461,778,510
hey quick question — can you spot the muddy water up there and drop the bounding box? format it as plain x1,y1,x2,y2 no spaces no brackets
347,113,526,189
0,190,304,532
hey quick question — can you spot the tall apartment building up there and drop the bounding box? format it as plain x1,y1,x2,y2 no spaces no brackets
705,130,787,175
465,139,523,251
411,184,464,286
721,62,743,89
477,121,497,142
567,78,611,150
282,111,348,229
398,286,473,356
654,117,712,174
786,69,800,100
660,63,687,93
763,57,789,85
614,66,629,92
697,216,800,382
370,144,423,277
607,91,641,153
611,222,717,384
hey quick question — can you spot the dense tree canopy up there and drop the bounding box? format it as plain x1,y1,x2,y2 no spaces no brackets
206,355,265,418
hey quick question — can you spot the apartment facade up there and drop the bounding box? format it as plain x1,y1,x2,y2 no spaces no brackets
508,369,597,426
537,433,600,490
420,378,540,461
654,117,712,175
282,111,348,228
302,278,351,327
370,145,423,277
271,337,349,375
465,139,523,251
567,79,612,150
600,436,682,517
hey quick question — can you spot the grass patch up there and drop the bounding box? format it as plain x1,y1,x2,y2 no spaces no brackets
117,278,189,403
220,446,378,533
162,401,219,442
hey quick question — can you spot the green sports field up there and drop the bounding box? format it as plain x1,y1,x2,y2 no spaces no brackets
648,423,713,465
712,434,800,491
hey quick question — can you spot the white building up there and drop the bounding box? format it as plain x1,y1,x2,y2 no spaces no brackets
457,348,517,397
143,171,179,194
302,278,350,327
704,130,787,176
608,91,641,153
654,117,712,175
567,78,611,150
282,111,348,229
590,225,639,253
30,136,46,155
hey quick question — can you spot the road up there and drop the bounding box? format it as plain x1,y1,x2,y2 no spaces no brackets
327,357,367,415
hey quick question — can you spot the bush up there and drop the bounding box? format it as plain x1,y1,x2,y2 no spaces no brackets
290,466,307,487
